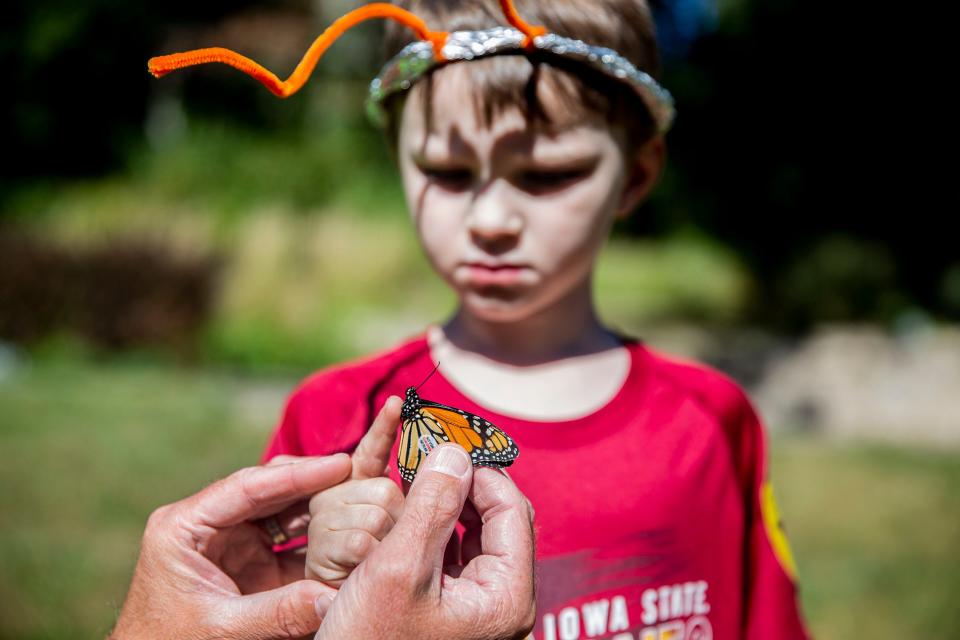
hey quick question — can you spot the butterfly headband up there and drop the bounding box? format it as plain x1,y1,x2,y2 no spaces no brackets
148,0,676,134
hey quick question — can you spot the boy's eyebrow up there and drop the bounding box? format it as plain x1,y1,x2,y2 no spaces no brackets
412,146,598,167
410,127,592,164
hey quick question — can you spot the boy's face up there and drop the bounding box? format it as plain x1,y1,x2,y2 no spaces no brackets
397,65,659,323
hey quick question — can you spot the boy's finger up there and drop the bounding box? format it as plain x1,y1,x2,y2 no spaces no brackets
351,396,402,480
309,477,405,524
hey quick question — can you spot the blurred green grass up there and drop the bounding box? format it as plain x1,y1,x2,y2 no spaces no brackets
0,359,276,639
774,440,960,637
1,359,957,639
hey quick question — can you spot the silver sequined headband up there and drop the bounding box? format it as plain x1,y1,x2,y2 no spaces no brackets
147,1,674,134
366,26,675,134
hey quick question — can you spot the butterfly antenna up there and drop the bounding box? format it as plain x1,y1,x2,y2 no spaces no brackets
415,361,441,391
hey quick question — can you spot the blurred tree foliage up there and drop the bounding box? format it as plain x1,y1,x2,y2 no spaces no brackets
0,0,294,185
0,228,217,353
637,0,947,329
2,0,950,337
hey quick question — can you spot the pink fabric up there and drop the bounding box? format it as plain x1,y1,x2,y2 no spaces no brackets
263,332,810,639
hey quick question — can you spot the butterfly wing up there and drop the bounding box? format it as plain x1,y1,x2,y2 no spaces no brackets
397,411,451,482
419,399,519,470
397,390,520,481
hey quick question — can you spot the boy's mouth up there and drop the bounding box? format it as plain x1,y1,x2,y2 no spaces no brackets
459,262,533,287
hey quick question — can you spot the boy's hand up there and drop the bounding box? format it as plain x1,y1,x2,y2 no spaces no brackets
306,396,404,587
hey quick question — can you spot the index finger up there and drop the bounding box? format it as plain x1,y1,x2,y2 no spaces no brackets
351,395,402,480
181,454,352,528
464,467,536,573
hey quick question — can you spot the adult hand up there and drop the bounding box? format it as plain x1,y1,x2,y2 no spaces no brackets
111,455,352,640
315,443,537,640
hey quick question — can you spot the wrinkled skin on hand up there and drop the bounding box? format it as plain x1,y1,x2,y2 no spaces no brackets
111,456,351,640
315,443,537,640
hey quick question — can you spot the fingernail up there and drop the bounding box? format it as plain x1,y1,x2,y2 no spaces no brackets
315,594,334,618
428,446,470,478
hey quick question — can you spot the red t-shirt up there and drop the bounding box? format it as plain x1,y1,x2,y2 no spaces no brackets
263,332,810,640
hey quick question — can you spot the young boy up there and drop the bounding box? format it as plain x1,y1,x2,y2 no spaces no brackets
261,1,810,638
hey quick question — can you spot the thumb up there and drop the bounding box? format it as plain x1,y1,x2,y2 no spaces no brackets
377,444,472,584
218,580,336,640
351,396,402,479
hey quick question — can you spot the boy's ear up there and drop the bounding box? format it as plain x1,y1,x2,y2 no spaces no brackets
616,134,666,219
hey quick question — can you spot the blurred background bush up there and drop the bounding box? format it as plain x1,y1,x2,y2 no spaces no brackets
1,0,957,638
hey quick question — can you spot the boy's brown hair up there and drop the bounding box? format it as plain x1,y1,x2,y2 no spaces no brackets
380,0,662,154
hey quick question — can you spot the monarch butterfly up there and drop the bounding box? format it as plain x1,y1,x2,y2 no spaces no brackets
398,385,519,482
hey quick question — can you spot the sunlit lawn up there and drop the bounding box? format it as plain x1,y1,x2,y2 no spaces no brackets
0,359,957,639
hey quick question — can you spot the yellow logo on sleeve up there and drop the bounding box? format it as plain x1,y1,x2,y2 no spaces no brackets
760,480,799,581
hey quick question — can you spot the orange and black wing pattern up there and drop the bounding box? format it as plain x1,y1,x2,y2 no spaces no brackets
398,386,519,482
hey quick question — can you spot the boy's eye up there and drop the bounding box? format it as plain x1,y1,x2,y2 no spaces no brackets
418,165,591,192
517,169,589,191
421,167,473,189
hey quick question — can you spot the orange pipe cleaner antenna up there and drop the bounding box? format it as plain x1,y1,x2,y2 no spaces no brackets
148,3,448,97
497,0,548,49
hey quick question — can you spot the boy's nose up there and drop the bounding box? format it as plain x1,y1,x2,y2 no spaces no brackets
466,180,523,249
